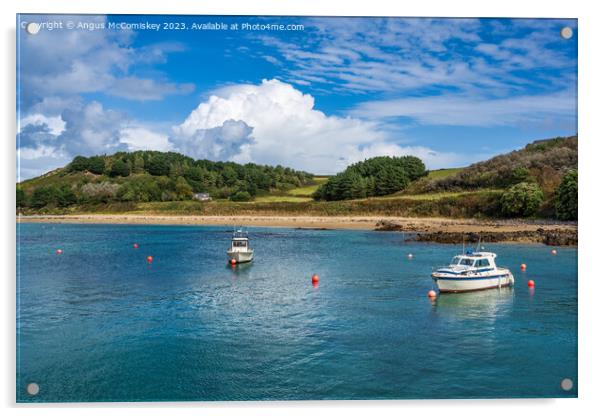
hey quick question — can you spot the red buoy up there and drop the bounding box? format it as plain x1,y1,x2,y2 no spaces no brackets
133,243,139,249
146,255,153,263
528,280,535,288
56,249,63,255
312,274,319,284
230,258,237,266
520,263,527,271
428,290,437,299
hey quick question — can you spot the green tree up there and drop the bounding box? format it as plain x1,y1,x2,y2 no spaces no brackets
500,182,544,217
132,153,145,173
30,186,59,208
68,156,90,172
88,156,106,174
16,187,27,208
174,177,193,200
109,159,130,177
555,169,577,220
56,185,77,207
147,154,170,176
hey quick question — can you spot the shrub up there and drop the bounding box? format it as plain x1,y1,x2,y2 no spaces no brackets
16,187,27,208
68,156,90,172
81,182,120,202
500,182,544,217
29,186,58,208
174,177,193,200
88,156,106,175
555,169,577,220
230,191,252,202
56,185,77,207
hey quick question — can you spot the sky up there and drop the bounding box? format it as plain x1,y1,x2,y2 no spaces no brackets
16,15,577,180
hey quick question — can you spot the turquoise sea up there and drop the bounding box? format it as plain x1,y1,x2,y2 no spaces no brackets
16,223,577,402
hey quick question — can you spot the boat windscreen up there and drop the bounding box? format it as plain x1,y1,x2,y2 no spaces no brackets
459,258,474,266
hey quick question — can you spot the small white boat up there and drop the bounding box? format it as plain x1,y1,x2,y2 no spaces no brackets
431,250,514,293
227,229,254,263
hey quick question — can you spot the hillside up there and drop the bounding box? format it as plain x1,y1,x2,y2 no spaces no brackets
416,136,577,194
16,136,577,221
17,151,315,209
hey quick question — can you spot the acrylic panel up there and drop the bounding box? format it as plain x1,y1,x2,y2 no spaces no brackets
16,14,578,402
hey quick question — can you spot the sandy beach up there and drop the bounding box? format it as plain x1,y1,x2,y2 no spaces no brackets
17,214,577,245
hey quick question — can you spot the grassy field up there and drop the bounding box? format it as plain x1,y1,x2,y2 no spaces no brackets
426,168,463,180
252,195,314,203
23,188,503,220
286,176,329,196
385,189,503,201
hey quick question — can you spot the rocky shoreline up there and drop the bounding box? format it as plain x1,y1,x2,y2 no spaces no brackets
374,220,577,246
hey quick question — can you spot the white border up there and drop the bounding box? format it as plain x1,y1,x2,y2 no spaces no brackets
3,1,601,415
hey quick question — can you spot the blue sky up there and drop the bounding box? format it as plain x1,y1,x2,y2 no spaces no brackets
17,15,577,179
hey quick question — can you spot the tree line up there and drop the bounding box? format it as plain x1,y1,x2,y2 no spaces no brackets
17,151,314,208
313,156,427,201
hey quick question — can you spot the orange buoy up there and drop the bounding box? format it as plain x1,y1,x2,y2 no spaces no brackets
230,258,237,266
528,280,535,288
312,274,319,284
551,249,558,255
428,290,437,299
146,255,153,263
56,249,63,255
520,263,527,271
133,243,139,249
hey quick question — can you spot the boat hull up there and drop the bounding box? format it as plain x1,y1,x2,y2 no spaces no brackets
432,272,514,293
227,250,254,263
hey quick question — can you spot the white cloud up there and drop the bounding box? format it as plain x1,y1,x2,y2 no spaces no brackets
19,15,194,107
17,145,71,182
172,79,461,173
351,90,577,128
251,18,575,96
58,101,127,155
119,126,172,151
20,113,65,136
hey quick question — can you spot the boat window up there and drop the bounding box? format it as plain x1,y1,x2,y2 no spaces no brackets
475,259,491,268
452,256,462,264
233,241,247,247
459,258,474,266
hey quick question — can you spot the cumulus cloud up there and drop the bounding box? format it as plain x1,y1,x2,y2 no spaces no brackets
20,113,65,136
172,79,460,173
119,126,172,151
172,120,254,161
58,101,127,155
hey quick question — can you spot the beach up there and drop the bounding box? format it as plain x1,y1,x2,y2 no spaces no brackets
17,214,577,245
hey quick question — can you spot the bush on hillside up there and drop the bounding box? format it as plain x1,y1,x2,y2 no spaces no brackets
500,182,544,217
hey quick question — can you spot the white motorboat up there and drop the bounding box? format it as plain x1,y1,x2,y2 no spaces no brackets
227,229,254,263
431,250,514,293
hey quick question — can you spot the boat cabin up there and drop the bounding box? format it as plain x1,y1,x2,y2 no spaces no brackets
448,251,497,270
230,231,251,252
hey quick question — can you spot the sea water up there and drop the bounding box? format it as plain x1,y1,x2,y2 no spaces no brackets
16,223,577,401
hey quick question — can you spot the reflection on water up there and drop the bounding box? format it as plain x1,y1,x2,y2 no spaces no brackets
433,287,515,321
